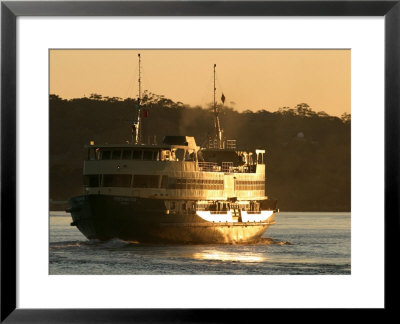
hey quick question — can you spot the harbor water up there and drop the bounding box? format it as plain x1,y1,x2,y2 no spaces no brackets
49,211,350,275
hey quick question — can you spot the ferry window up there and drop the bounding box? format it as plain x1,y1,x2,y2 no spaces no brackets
122,150,132,160
257,153,264,164
162,150,171,161
168,178,176,189
161,175,169,189
187,151,195,161
133,175,159,188
101,150,111,160
143,150,153,161
88,148,97,160
132,150,142,160
191,179,197,189
175,149,185,161
102,174,131,187
112,150,121,160
83,175,100,187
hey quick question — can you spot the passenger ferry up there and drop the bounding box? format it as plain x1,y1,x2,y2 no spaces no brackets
67,55,278,243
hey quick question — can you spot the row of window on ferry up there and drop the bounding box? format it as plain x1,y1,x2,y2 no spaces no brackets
84,174,264,191
88,149,168,161
84,174,225,190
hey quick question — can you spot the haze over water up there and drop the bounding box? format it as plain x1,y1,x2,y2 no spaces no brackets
49,212,350,275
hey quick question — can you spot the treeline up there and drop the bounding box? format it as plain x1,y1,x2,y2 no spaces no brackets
50,93,350,212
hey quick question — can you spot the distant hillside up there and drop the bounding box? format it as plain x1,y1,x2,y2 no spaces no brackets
50,93,351,212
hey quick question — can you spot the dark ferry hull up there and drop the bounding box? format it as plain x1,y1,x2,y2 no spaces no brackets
68,195,276,244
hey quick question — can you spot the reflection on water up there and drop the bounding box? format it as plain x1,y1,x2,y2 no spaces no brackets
49,212,351,275
192,250,266,263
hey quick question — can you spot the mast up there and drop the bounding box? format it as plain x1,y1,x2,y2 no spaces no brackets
133,53,142,144
213,64,223,149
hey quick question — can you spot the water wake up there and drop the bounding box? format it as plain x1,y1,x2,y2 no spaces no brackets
50,237,291,250
249,237,292,245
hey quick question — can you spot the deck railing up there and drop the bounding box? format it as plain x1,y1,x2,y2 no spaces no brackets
198,161,253,173
208,139,237,149
222,162,234,172
198,162,220,172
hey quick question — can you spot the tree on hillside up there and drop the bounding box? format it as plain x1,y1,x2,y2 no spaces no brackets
341,112,351,123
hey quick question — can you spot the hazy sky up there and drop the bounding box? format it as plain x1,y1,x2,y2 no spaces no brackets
50,49,350,116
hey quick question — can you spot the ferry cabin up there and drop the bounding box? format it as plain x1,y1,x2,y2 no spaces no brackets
83,136,269,217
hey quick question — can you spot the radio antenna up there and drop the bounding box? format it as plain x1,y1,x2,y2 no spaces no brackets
133,53,142,144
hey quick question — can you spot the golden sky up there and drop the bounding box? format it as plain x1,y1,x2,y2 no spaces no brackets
50,49,350,116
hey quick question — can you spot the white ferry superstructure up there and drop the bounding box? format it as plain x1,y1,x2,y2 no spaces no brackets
67,56,278,243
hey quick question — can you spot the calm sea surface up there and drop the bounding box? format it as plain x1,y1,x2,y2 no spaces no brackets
49,212,350,275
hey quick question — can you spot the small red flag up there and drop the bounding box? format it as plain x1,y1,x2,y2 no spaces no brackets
144,109,149,118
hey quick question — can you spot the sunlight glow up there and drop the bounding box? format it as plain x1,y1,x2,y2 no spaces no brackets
192,250,266,263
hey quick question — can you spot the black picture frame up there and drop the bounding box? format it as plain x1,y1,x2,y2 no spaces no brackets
1,0,398,322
